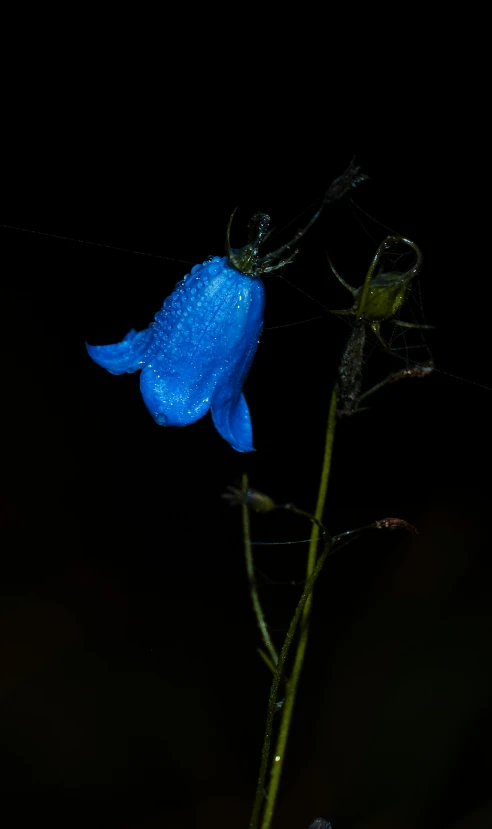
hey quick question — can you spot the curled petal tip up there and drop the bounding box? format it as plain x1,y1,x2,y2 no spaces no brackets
211,392,255,453
86,328,152,375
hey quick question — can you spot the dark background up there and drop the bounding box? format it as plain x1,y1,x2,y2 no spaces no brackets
1,114,490,829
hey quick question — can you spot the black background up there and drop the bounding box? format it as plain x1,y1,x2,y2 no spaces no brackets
1,102,490,829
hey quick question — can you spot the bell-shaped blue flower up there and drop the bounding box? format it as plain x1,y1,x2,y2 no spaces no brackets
87,255,265,452
87,164,367,451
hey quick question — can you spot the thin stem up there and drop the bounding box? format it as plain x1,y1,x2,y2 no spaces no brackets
257,648,278,676
258,160,367,269
250,387,338,829
242,473,279,669
305,386,338,612
282,503,327,538
358,360,434,404
249,539,333,829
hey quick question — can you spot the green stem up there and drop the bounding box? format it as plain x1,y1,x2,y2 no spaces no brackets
250,387,338,829
257,648,278,676
242,473,279,668
249,539,333,829
305,387,338,616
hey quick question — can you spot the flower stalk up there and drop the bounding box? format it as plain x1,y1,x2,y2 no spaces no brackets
250,387,338,829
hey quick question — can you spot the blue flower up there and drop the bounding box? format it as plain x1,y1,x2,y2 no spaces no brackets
87,255,265,452
87,164,367,452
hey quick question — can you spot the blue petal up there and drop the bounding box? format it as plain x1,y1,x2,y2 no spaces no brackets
87,256,265,451
86,328,154,375
211,391,254,452
139,366,215,427
139,257,265,446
